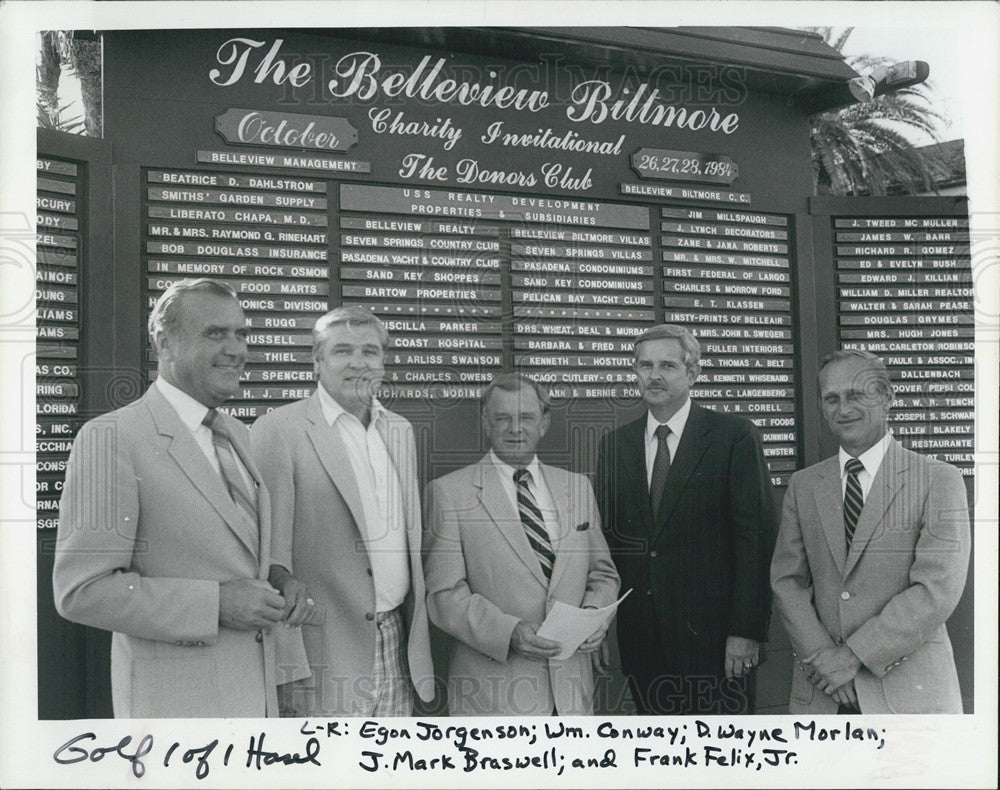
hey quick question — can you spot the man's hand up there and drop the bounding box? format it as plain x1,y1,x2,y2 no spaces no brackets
578,605,610,670
803,645,862,694
268,565,323,627
577,619,609,655
219,578,286,631
725,635,761,679
510,621,561,661
591,640,612,674
828,679,859,710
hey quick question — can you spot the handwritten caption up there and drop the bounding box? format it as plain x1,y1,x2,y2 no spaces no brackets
51,718,887,780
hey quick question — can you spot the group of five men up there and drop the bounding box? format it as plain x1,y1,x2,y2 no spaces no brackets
54,278,970,718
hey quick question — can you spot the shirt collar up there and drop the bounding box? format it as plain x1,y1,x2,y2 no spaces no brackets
645,397,692,443
316,384,385,429
489,449,541,483
839,431,893,476
155,376,210,432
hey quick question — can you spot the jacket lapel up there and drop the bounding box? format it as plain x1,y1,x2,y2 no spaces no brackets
540,463,571,588
145,386,260,559
813,456,848,576
844,439,906,576
374,410,418,549
304,393,367,535
651,403,711,545
475,457,549,587
620,417,654,538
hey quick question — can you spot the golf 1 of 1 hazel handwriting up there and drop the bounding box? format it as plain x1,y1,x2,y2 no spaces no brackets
51,718,887,780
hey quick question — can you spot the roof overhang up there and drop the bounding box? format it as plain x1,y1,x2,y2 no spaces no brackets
319,26,862,115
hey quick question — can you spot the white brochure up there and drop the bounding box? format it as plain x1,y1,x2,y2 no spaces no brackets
536,589,633,660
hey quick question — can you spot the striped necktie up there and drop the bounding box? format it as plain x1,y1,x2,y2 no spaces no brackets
513,468,555,582
843,457,865,548
649,423,672,517
203,409,259,535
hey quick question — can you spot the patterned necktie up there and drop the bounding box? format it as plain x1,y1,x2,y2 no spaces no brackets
513,468,555,581
203,409,259,532
649,423,672,517
843,457,865,548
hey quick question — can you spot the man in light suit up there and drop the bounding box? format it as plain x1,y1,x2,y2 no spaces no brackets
54,279,286,717
595,324,777,715
251,305,434,716
424,374,620,715
771,349,970,713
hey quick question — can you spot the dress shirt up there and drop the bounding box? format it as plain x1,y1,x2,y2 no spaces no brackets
644,397,692,487
489,450,560,545
317,385,409,612
155,376,253,489
838,431,892,500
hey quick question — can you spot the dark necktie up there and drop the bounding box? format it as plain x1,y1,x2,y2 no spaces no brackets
513,468,555,581
843,457,865,548
203,409,259,538
649,423,672,517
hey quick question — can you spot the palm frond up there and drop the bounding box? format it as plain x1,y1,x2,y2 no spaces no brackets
831,27,855,54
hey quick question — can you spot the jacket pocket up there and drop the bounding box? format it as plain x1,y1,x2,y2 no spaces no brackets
131,655,222,717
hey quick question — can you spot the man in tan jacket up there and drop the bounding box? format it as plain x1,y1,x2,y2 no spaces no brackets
424,373,620,715
55,279,284,717
771,350,970,713
252,305,434,716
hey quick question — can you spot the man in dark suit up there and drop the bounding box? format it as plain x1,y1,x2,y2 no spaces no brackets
595,324,777,714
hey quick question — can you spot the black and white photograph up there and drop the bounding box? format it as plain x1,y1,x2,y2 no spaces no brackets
1,1,996,788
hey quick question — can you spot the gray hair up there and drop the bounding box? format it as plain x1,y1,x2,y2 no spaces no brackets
819,349,894,399
480,373,551,415
312,304,389,360
147,278,239,349
632,324,701,370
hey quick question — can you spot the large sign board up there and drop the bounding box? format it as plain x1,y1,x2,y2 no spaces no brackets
834,215,974,476
36,157,82,531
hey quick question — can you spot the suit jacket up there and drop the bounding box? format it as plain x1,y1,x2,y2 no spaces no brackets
423,456,620,715
595,403,777,680
54,385,279,718
771,438,970,714
250,393,434,715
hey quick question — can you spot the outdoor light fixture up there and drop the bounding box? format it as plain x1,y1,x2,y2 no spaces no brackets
848,73,878,102
848,60,930,102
